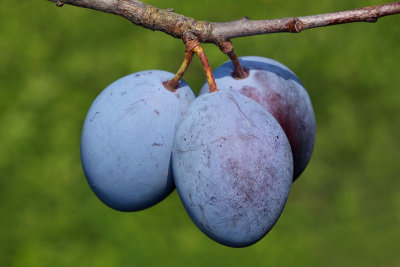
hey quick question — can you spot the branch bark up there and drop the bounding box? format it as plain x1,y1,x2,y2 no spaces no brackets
48,0,400,44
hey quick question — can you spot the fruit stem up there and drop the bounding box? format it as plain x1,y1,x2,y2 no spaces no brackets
193,45,219,93
164,51,194,91
218,41,248,79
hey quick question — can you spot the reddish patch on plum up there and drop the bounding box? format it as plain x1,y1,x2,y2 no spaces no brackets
240,70,309,179
240,86,262,104
266,90,299,158
239,83,296,152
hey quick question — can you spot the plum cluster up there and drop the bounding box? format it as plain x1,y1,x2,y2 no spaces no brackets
80,56,316,247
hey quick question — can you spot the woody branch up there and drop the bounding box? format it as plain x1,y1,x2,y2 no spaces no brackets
48,1,400,45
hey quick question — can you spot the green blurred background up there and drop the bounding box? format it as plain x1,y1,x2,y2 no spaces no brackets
1,0,399,266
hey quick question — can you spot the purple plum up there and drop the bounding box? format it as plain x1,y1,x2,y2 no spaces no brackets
81,70,195,211
172,90,293,247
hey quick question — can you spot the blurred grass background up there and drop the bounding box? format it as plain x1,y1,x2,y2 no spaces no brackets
1,0,399,266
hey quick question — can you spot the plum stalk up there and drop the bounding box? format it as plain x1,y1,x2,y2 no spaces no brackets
164,40,218,93
164,51,194,91
218,41,248,80
193,45,218,93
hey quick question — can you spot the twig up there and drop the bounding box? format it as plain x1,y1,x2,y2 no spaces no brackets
48,0,400,44
213,2,400,39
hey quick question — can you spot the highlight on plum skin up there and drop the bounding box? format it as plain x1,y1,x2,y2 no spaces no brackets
80,70,195,212
172,90,293,247
200,56,316,180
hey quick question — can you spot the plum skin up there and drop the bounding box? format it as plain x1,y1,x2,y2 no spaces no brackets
172,90,293,247
81,70,195,211
200,56,316,180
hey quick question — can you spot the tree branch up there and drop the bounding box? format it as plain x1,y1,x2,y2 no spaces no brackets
213,2,400,39
48,0,400,44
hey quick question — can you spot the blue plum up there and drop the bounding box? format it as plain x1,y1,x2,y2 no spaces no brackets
200,56,316,180
81,70,195,211
172,90,293,247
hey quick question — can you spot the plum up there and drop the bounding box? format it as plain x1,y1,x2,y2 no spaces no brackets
200,56,316,180
81,70,195,211
172,90,293,247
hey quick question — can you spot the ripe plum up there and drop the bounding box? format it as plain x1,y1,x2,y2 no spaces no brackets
172,90,293,247
81,70,195,211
